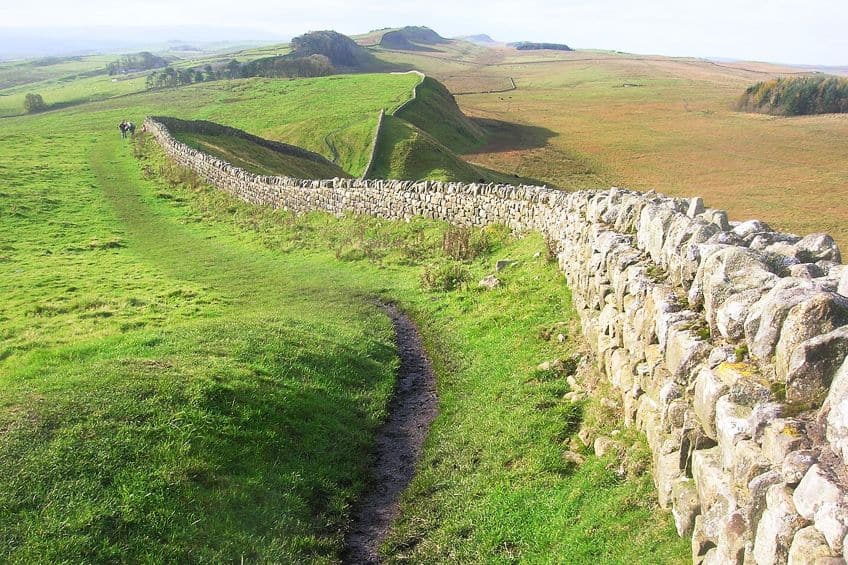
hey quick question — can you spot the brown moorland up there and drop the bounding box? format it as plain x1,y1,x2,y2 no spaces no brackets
374,43,848,247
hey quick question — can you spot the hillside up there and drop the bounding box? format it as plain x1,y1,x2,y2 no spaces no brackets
5,21,848,565
289,30,383,71
458,34,499,45
145,74,508,183
380,26,448,51
0,55,689,560
369,114,490,181
171,125,350,179
393,76,487,153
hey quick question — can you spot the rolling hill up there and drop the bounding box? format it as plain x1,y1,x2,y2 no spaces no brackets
379,26,449,51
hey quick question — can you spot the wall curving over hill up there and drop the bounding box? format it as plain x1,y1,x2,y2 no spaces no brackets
145,116,848,564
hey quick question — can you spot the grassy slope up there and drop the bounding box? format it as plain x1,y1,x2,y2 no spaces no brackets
173,131,350,178
179,75,418,176
1,73,419,177
0,77,688,561
370,115,532,183
393,76,486,153
0,110,401,562
0,54,114,89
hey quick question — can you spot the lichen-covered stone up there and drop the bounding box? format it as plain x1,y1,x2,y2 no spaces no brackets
794,465,843,521
753,484,809,565
788,526,842,565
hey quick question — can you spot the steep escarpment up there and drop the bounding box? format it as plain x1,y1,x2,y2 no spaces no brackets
392,76,486,153
290,30,382,71
380,26,449,51
147,114,848,564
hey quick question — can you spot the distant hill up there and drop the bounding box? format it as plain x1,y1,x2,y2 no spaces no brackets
737,75,848,116
290,30,377,68
509,42,572,52
458,34,499,45
380,27,449,51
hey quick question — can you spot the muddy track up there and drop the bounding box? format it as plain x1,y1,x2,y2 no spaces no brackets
341,303,438,564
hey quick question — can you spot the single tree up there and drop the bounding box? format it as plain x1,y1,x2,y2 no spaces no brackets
24,93,47,113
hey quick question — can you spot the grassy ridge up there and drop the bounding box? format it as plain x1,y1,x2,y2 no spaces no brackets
368,114,484,181
174,131,350,178
394,76,486,153
2,73,421,178
369,115,528,183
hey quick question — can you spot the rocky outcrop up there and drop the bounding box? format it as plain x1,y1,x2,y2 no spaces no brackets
146,116,848,564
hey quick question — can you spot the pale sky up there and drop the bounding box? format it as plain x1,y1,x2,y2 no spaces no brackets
3,0,848,65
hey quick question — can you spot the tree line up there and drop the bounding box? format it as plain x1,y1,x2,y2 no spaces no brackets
107,52,169,75
737,75,848,116
144,55,335,90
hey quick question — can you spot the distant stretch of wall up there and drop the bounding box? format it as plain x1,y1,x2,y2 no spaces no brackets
146,116,848,565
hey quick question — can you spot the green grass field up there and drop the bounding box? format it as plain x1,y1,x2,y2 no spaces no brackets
0,56,689,561
2,73,421,177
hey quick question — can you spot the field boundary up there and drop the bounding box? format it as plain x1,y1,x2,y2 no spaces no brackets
452,76,516,96
145,114,848,563
359,109,385,179
390,70,426,116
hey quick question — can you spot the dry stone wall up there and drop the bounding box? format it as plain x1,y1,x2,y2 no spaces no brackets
146,116,848,564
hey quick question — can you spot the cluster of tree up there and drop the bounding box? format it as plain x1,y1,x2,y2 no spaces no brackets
145,54,336,90
509,42,572,51
240,54,335,78
145,64,219,89
737,75,848,116
107,52,168,75
23,92,47,113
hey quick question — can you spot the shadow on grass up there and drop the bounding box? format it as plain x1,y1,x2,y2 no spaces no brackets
466,118,558,155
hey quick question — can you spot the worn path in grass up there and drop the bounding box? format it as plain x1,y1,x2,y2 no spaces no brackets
343,303,438,564
92,134,439,561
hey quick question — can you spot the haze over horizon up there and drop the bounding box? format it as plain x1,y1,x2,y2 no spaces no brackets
2,0,847,66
